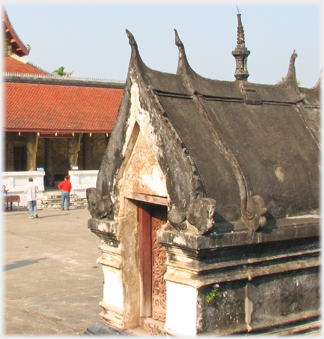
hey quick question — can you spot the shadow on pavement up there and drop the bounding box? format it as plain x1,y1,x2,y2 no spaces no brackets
3,258,48,271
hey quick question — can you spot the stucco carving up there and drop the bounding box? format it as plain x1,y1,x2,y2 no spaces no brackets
246,195,267,231
87,187,112,219
168,198,216,235
186,198,216,234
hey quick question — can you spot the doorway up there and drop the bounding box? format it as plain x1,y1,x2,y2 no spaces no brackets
138,202,167,322
14,146,26,171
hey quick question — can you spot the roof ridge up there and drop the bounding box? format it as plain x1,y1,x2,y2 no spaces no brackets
10,54,27,64
26,61,50,74
3,73,126,85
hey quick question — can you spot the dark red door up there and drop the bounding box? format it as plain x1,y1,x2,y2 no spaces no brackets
138,203,167,321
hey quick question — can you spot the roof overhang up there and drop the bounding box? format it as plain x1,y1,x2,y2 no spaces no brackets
3,7,30,57
4,128,112,134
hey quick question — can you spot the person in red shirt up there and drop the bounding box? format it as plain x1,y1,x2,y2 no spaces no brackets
58,176,72,210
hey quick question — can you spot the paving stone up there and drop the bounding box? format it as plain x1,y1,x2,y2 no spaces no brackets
3,208,104,335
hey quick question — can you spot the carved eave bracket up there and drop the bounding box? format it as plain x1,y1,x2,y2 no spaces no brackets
246,195,268,231
87,187,112,219
167,198,217,235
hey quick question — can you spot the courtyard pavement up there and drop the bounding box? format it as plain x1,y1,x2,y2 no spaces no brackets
2,206,145,337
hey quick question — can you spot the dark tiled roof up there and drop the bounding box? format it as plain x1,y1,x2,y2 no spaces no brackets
102,29,320,223
4,80,124,133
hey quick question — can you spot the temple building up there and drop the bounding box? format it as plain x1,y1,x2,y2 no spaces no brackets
87,13,320,336
2,7,124,203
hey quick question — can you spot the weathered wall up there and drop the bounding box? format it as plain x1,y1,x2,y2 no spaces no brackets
197,266,319,335
92,198,141,330
117,129,168,216
118,200,141,328
159,223,320,336
89,109,170,329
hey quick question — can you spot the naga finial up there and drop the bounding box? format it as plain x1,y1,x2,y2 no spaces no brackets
126,29,137,47
174,29,184,51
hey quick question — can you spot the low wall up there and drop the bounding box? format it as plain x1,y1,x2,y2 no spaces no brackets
2,171,45,207
2,170,98,207
68,170,98,198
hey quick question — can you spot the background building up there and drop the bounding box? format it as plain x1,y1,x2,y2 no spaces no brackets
2,7,125,205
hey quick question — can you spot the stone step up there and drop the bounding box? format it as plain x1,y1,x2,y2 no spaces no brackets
37,204,87,210
41,194,79,199
38,197,85,203
37,192,88,210
37,203,88,210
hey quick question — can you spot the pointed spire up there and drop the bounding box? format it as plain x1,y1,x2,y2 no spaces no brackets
232,13,250,81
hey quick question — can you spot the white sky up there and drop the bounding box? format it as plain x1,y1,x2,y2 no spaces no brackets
3,0,323,88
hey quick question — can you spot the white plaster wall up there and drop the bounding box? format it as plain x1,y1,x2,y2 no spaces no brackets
165,281,198,336
68,170,98,198
2,171,45,206
116,81,169,216
121,132,167,198
102,265,124,311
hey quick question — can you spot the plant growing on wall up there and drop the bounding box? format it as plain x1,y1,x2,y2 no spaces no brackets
147,322,165,336
205,283,220,305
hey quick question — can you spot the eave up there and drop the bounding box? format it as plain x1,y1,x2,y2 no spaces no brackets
4,128,112,134
3,7,30,57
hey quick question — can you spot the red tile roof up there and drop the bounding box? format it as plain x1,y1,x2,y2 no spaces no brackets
3,56,48,75
4,81,124,133
3,7,30,57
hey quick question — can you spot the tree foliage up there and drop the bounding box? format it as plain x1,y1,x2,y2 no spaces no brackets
53,66,67,76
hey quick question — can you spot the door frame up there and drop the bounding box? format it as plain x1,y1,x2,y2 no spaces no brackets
137,199,168,321
138,202,153,317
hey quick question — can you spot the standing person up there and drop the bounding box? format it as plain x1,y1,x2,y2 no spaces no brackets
2,185,9,211
58,176,72,210
24,177,39,219
2,185,8,196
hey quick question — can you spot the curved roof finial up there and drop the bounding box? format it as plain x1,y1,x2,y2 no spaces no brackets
288,50,298,78
281,50,298,86
126,29,137,48
174,29,190,76
314,68,322,90
174,29,184,51
232,12,250,81
125,29,148,74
